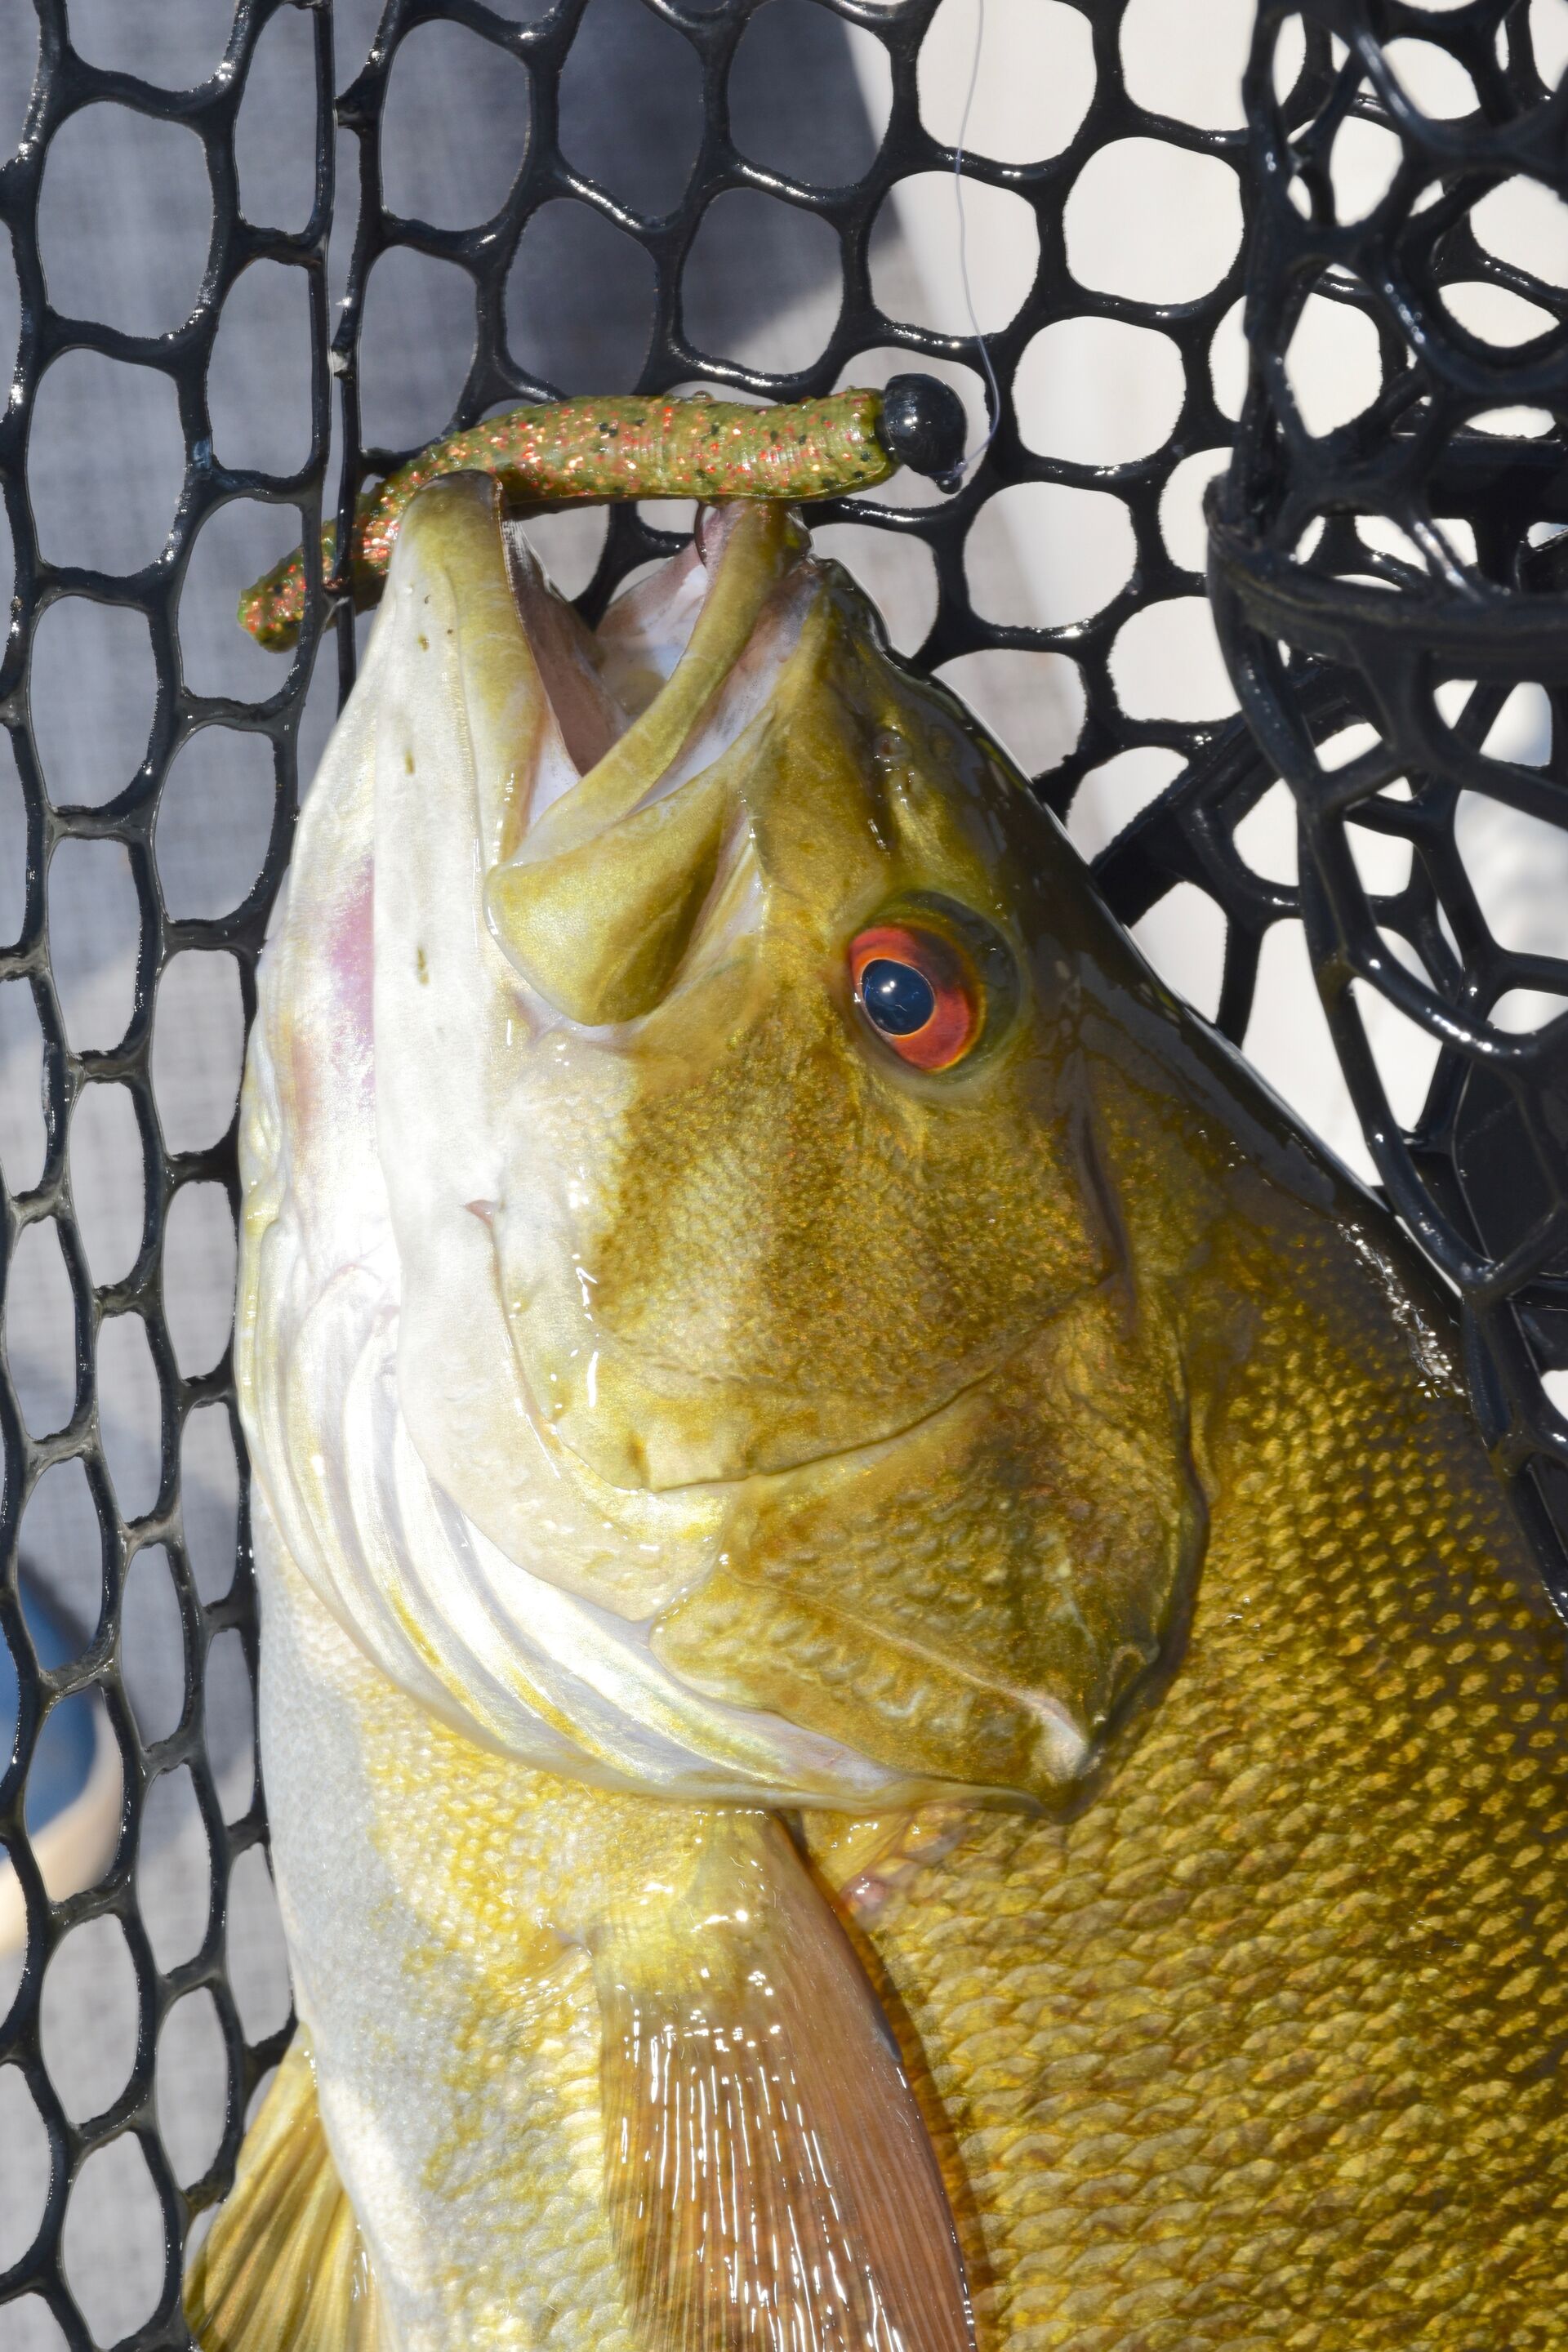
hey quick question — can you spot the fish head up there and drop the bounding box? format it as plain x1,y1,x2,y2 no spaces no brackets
323,475,1214,1808
486,535,1107,1490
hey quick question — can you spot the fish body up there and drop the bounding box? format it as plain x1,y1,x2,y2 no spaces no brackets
205,473,1568,2352
824,1240,1568,2348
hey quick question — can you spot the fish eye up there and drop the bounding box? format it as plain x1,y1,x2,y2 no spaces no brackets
849,923,981,1071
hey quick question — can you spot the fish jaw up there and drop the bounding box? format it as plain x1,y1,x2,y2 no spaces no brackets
238,479,986,1811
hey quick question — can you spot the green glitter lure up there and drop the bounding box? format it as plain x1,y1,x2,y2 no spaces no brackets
238,376,967,653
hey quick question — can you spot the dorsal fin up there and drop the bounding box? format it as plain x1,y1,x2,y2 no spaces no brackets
592,1811,974,2352
185,2034,383,2352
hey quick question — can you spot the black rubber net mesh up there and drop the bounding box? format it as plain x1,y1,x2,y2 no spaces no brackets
0,0,1564,2341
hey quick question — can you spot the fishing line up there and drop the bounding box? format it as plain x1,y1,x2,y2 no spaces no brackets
952,0,1001,483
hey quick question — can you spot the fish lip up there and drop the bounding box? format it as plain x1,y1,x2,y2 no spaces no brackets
551,1348,1029,1497
539,1276,1106,1500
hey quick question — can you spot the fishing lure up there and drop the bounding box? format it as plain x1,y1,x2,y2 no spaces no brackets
238,376,966,651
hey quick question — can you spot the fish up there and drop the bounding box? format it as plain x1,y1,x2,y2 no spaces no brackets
190,467,1568,2352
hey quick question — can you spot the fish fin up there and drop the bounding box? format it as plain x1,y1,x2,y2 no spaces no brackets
593,1811,974,2352
185,2035,383,2352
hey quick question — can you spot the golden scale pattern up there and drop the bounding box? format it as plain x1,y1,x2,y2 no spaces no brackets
849,1229,1568,2350
198,1220,1568,2351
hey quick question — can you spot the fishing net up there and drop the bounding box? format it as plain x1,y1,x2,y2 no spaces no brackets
1200,0,1568,1604
0,0,1564,2341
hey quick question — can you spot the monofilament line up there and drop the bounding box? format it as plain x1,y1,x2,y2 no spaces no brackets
952,0,1001,483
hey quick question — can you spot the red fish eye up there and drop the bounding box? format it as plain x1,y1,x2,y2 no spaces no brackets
849,924,980,1071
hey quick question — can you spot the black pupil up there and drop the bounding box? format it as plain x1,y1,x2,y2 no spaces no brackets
861,957,936,1036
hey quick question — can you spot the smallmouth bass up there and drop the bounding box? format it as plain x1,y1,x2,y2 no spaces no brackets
195,477,1568,2352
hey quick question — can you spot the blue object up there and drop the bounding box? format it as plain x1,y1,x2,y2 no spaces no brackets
1,1575,98,1836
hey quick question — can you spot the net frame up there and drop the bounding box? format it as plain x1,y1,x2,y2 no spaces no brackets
1201,0,1568,1602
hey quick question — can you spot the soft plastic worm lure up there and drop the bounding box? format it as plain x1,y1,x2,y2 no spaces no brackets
239,376,966,652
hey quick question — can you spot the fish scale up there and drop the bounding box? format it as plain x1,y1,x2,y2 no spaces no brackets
832,1228,1568,2350
206,470,1568,2351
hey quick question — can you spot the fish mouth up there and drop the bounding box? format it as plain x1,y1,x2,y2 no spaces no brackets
512,1257,1105,1503
427,478,1105,1495
551,1325,1045,1500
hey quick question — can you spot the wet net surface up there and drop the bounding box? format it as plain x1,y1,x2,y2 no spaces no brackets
0,5,331,2346
0,0,1566,2341
1198,0,1568,1605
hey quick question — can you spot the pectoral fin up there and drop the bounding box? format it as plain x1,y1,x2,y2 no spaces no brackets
592,1811,973,2352
185,2035,382,2352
